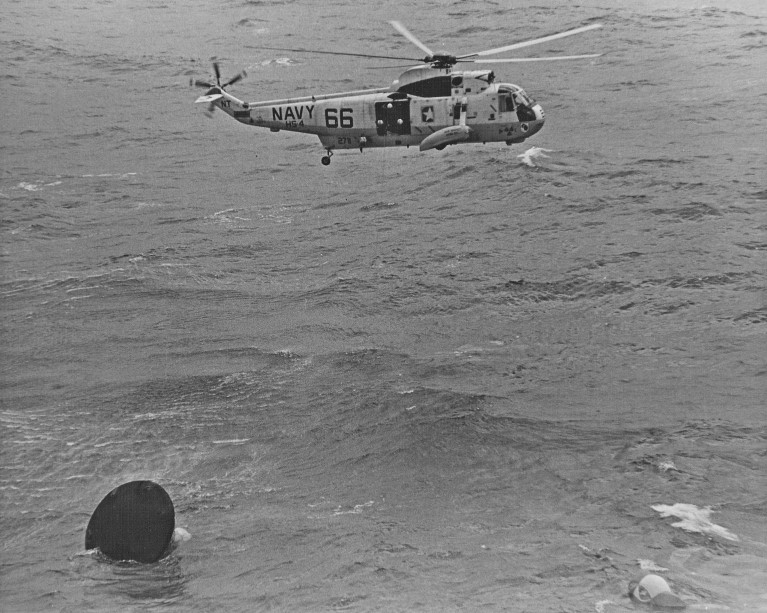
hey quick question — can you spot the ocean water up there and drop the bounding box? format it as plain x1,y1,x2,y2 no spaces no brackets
1,0,766,611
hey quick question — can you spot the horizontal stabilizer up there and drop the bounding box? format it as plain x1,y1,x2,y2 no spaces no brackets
419,125,471,151
195,93,223,104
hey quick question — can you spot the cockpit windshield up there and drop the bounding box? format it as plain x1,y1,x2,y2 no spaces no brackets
498,84,536,111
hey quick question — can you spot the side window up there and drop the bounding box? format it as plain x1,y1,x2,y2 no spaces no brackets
501,94,515,113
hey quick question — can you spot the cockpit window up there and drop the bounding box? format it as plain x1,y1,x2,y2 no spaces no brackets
499,93,515,112
498,84,535,108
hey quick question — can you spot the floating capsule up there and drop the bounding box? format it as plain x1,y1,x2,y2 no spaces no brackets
628,574,686,609
85,481,175,563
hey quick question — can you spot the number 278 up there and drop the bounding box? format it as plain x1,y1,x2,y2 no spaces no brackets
325,108,353,128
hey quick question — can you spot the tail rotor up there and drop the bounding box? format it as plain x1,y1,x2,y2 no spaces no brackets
191,62,247,116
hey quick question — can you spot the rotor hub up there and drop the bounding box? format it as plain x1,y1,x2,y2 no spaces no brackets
427,53,457,68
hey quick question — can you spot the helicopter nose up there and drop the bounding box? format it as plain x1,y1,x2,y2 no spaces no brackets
528,104,545,135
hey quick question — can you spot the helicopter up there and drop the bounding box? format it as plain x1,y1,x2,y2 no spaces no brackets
193,21,602,165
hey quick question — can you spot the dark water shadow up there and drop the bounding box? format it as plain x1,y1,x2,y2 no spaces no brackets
74,550,188,605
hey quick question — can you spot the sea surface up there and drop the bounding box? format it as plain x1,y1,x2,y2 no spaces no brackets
1,0,766,611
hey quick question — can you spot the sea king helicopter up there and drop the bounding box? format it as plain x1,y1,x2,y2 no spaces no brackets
193,21,602,165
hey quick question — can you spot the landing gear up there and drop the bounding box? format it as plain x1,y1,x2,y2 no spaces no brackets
321,149,333,166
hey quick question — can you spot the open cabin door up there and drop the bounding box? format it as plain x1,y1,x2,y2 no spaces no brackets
375,99,411,136
452,102,462,125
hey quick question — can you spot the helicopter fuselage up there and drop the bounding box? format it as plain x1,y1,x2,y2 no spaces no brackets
199,67,545,155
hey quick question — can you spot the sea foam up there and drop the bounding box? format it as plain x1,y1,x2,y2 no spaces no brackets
517,146,553,167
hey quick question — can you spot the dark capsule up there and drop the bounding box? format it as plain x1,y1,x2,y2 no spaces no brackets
85,480,174,564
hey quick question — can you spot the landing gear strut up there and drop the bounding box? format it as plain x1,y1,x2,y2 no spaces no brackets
321,149,333,166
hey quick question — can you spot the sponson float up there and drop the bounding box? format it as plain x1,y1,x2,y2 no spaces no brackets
193,21,602,165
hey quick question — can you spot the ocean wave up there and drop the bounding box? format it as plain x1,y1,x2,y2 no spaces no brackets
484,275,634,305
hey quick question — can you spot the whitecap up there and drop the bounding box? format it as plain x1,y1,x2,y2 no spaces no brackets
333,500,374,516
207,208,251,223
17,182,43,191
81,172,136,179
517,146,553,167
258,58,297,67
638,558,669,571
652,503,739,541
657,460,679,472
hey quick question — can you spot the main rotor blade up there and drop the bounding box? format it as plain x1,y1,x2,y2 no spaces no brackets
213,62,221,85
250,45,421,62
470,53,603,63
389,21,435,57
459,23,602,59
223,70,246,87
192,79,215,88
369,63,422,69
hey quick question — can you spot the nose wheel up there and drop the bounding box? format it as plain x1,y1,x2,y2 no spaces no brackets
321,149,333,166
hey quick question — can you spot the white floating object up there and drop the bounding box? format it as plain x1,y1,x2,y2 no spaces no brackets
652,503,739,541
628,574,686,609
173,527,192,543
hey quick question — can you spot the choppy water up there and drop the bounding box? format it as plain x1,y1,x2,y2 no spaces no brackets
2,1,766,611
